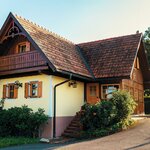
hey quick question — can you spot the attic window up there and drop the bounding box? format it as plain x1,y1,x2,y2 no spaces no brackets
17,42,30,53
18,43,26,53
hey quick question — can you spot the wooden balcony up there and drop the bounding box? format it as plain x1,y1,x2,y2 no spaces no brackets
0,51,48,75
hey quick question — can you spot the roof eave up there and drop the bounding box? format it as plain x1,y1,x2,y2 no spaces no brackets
129,33,143,79
0,12,12,41
56,69,94,81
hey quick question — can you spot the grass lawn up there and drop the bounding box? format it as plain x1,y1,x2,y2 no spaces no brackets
0,137,39,148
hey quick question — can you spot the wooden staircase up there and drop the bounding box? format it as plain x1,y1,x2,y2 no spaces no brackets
62,111,82,138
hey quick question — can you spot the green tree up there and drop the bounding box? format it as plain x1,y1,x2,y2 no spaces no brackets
143,27,150,64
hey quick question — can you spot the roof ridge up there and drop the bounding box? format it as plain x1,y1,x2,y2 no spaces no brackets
78,33,142,45
14,13,74,45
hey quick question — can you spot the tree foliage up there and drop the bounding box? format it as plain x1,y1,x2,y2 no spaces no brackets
143,27,150,64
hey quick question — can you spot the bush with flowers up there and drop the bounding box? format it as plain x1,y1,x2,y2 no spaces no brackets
79,90,136,138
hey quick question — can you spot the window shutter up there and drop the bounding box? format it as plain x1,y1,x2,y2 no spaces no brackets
14,87,18,99
3,85,7,99
25,83,29,98
38,81,42,98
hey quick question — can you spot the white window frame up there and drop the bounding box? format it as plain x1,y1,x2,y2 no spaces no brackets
101,84,120,99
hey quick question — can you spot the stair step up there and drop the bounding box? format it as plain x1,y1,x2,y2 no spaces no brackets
64,129,75,133
62,110,82,138
71,124,80,128
67,126,80,131
73,118,80,121
71,120,80,124
62,132,79,138
62,133,74,138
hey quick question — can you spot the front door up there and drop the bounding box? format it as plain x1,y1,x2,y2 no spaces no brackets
86,83,100,104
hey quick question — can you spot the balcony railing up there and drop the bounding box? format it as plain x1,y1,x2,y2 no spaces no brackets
0,51,48,72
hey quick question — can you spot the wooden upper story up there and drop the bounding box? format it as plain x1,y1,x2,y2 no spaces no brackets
0,34,48,76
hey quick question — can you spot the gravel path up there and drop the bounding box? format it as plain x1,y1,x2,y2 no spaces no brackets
56,118,150,150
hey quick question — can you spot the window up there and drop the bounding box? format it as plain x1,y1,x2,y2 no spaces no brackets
134,88,138,102
138,90,143,102
101,84,119,99
9,84,15,98
130,87,134,97
31,82,38,97
124,85,129,92
3,84,18,99
89,86,96,96
17,42,30,53
25,81,42,98
18,44,26,53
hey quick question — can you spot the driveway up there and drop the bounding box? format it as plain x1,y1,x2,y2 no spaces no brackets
56,118,150,150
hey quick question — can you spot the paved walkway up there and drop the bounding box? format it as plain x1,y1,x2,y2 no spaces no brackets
56,118,150,150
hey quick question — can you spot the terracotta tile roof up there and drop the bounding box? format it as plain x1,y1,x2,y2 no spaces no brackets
78,33,142,78
14,14,92,78
12,13,142,79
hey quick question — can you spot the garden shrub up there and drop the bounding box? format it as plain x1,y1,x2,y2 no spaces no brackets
80,90,136,138
0,105,48,137
110,90,137,123
80,100,116,131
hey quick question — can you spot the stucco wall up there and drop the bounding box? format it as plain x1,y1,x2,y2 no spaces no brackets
0,74,84,138
0,75,85,117
0,74,51,115
52,76,84,117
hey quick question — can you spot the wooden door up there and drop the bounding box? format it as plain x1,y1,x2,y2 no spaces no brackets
86,83,100,104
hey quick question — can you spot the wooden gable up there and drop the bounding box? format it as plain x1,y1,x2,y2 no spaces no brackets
131,56,143,84
131,41,150,83
0,13,49,76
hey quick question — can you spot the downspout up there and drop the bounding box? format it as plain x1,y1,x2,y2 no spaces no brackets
53,74,72,138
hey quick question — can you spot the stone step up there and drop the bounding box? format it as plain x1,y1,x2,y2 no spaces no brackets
62,111,82,138
62,132,79,138
67,126,80,131
70,123,80,128
64,129,76,134
71,120,80,124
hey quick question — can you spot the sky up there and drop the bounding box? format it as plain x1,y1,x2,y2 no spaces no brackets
0,0,150,43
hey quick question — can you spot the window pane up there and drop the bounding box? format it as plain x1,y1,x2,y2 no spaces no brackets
124,85,129,92
31,83,38,96
9,85,14,98
130,87,134,96
102,85,119,99
18,44,26,53
138,90,143,102
103,86,107,99
134,88,138,102
90,86,96,96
